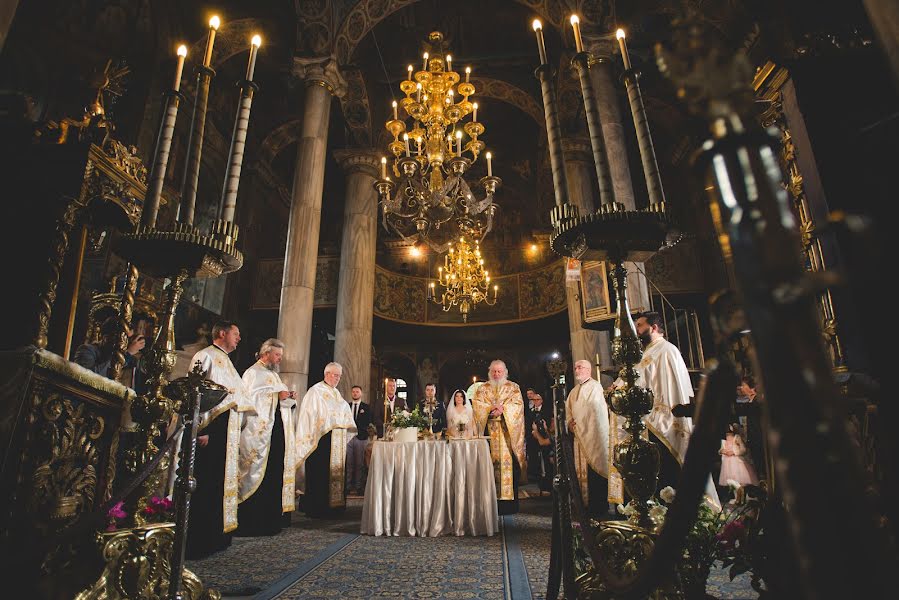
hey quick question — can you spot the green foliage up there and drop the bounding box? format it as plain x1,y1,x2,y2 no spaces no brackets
390,406,429,429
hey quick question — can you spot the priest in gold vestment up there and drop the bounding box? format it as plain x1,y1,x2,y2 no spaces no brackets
184,321,252,558
238,338,297,536
474,360,525,514
295,362,356,517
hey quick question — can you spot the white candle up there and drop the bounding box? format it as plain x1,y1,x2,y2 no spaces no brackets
472,102,478,123
416,82,422,103
486,151,493,176
416,137,422,155
392,100,398,120
203,16,220,67
380,156,387,179
533,20,547,66
403,133,410,157
422,52,429,71
246,35,262,81
173,45,187,91
407,64,413,80
465,67,471,83
616,28,632,70
570,15,584,53
446,54,452,72
456,130,462,155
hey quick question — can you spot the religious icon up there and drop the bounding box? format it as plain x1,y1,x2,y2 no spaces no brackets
580,261,612,322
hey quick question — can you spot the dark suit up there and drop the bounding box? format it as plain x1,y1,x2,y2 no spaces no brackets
371,395,408,437
346,400,370,492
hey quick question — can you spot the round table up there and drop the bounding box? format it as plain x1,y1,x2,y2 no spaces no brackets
360,438,498,536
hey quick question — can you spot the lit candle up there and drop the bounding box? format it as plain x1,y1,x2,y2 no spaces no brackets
407,64,414,80
416,136,423,154
422,52,429,71
446,54,452,72
392,100,398,120
455,130,462,155
473,376,477,383
494,284,498,297
465,66,471,83
203,16,220,67
416,82,422,103
533,19,547,66
380,156,387,179
403,133,410,157
570,15,584,53
472,102,478,123
246,35,262,81
173,45,187,91
616,28,632,70
486,151,493,177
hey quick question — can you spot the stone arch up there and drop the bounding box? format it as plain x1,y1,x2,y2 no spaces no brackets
253,119,303,206
333,0,585,65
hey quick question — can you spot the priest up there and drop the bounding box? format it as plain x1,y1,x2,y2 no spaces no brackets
295,362,356,517
185,320,252,558
237,338,297,536
625,312,720,507
566,359,622,518
473,360,526,514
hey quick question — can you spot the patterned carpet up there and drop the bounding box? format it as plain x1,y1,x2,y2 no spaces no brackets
188,495,758,599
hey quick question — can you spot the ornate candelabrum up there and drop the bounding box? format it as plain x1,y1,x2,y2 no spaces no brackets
533,14,674,597
427,233,498,321
374,31,502,252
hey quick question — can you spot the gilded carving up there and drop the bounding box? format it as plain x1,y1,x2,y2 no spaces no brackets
75,524,220,600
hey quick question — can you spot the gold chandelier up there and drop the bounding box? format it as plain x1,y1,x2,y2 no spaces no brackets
428,234,498,322
375,31,501,252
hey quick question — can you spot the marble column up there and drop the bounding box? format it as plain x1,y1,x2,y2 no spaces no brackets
277,57,346,394
563,138,611,366
332,149,380,401
588,40,651,313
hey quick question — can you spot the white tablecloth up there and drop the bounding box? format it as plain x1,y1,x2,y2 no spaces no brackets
361,439,498,536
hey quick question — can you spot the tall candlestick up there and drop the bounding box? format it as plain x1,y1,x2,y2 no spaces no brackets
570,14,584,53
472,102,478,123
380,156,387,179
446,54,452,72
392,100,398,120
203,16,220,67
422,52,429,71
533,20,547,66
465,66,471,82
403,133,410,157
246,35,262,81
616,28,632,70
219,66,261,222
486,151,493,177
173,44,187,91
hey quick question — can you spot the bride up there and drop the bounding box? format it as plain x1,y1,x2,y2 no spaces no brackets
446,389,475,439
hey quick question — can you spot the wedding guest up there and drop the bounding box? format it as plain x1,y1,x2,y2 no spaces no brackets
346,385,370,496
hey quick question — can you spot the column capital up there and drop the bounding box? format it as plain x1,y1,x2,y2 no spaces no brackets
585,35,619,65
292,56,347,98
561,137,593,163
333,148,381,179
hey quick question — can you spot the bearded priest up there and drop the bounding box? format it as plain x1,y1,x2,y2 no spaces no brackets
566,359,622,518
474,360,526,515
184,320,253,559
237,338,297,536
295,362,356,517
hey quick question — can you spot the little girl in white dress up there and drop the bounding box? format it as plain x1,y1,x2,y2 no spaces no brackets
719,424,759,486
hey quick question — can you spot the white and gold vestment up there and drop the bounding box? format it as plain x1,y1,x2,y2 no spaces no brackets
473,381,525,501
239,361,297,512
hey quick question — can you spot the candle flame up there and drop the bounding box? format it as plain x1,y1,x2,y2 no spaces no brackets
473,102,478,109
616,28,626,40
381,157,387,164
251,34,262,47
465,66,471,74
570,14,580,25
177,44,187,57
486,151,492,159
423,52,429,60
209,15,221,30
455,130,462,139
446,54,452,62
532,19,543,31
392,100,397,107
403,133,409,140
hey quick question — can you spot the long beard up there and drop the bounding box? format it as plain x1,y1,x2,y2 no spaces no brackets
264,361,280,373
490,378,507,392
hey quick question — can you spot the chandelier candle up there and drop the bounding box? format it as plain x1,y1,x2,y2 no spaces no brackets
486,152,492,177
616,28,633,71
533,20,548,66
570,15,584,53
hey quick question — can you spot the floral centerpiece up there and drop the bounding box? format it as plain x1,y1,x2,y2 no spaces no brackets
390,407,428,442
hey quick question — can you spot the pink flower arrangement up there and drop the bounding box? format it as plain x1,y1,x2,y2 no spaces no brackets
106,501,128,531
